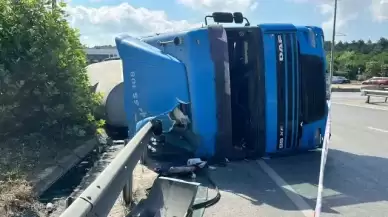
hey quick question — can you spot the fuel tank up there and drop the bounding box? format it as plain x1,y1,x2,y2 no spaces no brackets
86,60,127,127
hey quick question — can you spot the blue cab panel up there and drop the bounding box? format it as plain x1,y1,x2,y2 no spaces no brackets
296,26,328,150
260,24,299,154
260,24,327,155
115,35,190,135
116,29,219,157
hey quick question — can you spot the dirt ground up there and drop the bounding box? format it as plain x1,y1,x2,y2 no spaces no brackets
108,163,158,217
132,164,158,203
0,139,88,217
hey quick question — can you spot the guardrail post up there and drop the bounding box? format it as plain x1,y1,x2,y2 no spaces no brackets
366,95,370,103
122,173,133,205
120,119,163,206
363,89,388,103
121,137,133,205
59,121,158,217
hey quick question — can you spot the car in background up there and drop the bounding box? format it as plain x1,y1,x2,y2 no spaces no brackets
332,76,350,84
361,77,388,86
360,77,388,91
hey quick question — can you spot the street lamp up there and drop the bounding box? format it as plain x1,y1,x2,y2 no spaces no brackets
327,0,338,100
329,0,338,82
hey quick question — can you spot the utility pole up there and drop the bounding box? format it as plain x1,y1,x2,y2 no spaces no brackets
329,0,338,90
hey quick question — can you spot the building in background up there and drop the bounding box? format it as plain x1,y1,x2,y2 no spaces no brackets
85,48,119,64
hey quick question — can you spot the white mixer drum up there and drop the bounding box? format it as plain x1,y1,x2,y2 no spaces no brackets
87,60,127,127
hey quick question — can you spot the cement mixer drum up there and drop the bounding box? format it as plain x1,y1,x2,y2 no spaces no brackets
87,60,127,127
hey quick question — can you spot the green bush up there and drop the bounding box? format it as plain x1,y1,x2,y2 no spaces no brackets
0,0,104,146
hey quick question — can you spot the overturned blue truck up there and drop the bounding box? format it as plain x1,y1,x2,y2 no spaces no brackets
115,12,328,162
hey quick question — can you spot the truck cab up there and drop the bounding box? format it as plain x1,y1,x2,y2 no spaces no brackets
115,12,328,161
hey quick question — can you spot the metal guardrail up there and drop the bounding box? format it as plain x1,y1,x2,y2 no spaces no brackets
102,57,121,62
361,89,388,103
60,120,159,217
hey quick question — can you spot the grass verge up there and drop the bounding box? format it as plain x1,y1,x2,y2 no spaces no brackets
0,136,95,217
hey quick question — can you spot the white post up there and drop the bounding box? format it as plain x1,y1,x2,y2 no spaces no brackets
316,1,337,216
328,0,338,98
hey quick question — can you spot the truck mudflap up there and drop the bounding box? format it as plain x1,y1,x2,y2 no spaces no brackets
115,35,190,134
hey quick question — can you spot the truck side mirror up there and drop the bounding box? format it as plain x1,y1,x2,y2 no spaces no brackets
204,12,250,26
212,12,234,23
233,12,244,24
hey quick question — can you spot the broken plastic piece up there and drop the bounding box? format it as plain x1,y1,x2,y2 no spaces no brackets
187,158,203,166
128,177,200,217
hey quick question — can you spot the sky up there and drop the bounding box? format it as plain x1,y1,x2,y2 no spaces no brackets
63,0,388,46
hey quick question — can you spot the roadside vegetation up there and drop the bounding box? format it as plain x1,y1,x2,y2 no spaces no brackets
0,0,104,216
325,39,388,80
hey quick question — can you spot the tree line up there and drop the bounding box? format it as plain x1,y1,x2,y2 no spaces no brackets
0,0,103,148
324,37,388,80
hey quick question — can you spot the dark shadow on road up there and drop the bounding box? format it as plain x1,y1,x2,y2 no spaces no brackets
205,149,388,215
38,144,119,203
368,101,388,107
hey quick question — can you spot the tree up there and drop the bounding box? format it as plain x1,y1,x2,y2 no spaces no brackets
324,37,388,79
365,61,381,77
0,0,103,146
381,64,388,77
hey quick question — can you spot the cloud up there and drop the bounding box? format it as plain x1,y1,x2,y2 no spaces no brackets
291,0,368,39
177,0,258,13
371,0,388,22
320,1,360,36
292,0,388,38
318,3,332,15
287,0,309,3
249,2,259,11
65,3,201,46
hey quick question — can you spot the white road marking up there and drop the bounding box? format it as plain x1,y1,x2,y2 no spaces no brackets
257,160,314,217
367,126,388,133
332,102,388,111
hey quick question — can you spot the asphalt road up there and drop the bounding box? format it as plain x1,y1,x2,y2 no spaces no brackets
204,92,388,217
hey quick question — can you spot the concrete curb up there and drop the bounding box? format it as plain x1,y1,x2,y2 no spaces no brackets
31,138,99,197
331,88,360,92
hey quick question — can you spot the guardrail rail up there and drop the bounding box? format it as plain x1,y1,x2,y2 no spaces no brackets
361,89,388,103
60,120,161,217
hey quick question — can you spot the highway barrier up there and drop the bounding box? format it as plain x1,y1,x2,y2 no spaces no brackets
314,100,331,217
331,84,362,93
59,120,160,217
361,89,388,103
